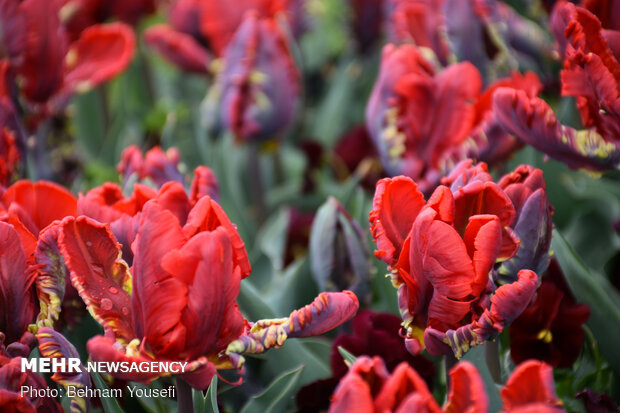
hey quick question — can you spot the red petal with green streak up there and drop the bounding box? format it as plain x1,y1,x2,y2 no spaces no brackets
488,269,538,330
63,22,135,95
2,180,77,236
59,216,134,344
286,291,359,338
131,201,188,357
444,361,488,413
34,222,68,327
374,362,441,412
183,196,251,278
160,227,244,359
226,292,359,355
369,177,425,266
0,221,36,344
144,24,211,74
492,88,620,171
37,327,91,413
501,360,561,410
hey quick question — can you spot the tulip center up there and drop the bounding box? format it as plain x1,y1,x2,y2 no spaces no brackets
536,329,553,343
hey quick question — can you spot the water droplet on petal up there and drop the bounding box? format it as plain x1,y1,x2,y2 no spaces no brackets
100,298,113,311
121,307,130,315
108,287,118,294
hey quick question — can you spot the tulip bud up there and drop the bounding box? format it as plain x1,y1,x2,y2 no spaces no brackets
204,11,300,142
309,197,372,301
495,165,553,283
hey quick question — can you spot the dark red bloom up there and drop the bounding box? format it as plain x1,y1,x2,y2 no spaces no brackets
0,221,37,345
0,336,62,413
510,260,590,368
581,0,620,30
144,0,301,74
576,389,619,413
369,170,540,357
333,125,384,190
0,0,135,124
388,0,451,64
0,129,18,188
206,12,300,142
501,360,564,412
328,357,486,412
350,0,385,54
60,197,358,389
62,0,156,39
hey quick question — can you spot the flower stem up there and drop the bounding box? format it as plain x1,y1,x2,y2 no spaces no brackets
485,340,501,383
176,378,193,413
444,353,458,390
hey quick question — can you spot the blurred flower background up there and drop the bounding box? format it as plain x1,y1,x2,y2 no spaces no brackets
1,0,620,412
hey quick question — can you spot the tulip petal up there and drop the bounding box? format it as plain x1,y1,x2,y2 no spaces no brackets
37,327,91,413
493,88,620,171
369,176,425,266
131,201,187,356
0,221,36,344
444,361,488,413
183,196,251,278
226,291,359,355
63,22,135,95
59,216,134,344
475,269,538,339
423,219,475,299
144,24,211,74
464,215,502,296
501,360,562,410
155,181,192,227
34,222,68,328
160,227,245,359
190,166,220,203
3,180,77,236
17,0,67,103
374,362,441,412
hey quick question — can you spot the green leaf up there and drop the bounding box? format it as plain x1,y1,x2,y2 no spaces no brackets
257,208,290,271
91,372,125,413
194,376,219,413
337,346,357,367
309,198,338,291
461,346,502,413
552,229,620,376
240,366,304,413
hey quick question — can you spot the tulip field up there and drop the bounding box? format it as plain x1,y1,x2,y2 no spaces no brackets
2,0,620,412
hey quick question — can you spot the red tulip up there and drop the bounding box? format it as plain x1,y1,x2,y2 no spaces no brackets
60,197,358,389
0,336,62,412
366,43,543,190
328,357,486,412
207,12,300,142
494,2,620,171
297,310,435,412
501,360,564,412
143,0,301,74
117,145,183,188
0,0,135,123
62,0,156,39
370,170,540,357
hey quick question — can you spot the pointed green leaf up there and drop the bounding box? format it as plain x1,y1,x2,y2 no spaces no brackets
91,372,125,413
337,346,357,368
240,366,304,413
